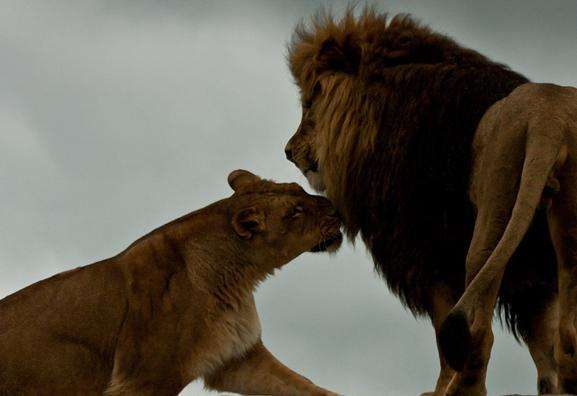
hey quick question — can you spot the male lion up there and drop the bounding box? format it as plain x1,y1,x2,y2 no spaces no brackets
439,83,577,395
285,9,569,396
0,170,342,396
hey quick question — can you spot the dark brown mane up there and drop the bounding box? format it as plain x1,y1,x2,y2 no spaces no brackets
287,8,557,333
289,8,498,101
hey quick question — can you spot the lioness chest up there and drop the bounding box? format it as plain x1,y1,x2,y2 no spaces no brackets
184,293,262,379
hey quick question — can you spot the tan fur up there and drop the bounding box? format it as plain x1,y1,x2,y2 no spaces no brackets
0,170,342,396
440,83,577,395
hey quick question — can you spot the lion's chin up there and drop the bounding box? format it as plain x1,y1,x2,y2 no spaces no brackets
305,170,326,192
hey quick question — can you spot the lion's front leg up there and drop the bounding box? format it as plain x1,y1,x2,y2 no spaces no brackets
204,340,339,396
420,285,459,396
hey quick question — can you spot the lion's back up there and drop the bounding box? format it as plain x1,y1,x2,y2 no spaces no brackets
505,82,577,122
473,82,577,174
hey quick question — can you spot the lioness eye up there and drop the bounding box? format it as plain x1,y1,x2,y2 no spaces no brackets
292,205,304,217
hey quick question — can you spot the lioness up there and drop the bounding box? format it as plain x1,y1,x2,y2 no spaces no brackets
0,170,342,396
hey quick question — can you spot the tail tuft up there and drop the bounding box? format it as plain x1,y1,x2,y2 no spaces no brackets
438,309,472,371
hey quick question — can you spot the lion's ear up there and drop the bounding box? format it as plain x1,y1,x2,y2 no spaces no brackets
231,207,265,239
228,169,261,191
315,35,360,74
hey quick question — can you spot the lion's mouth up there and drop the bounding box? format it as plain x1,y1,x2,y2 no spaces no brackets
304,167,326,192
305,159,318,173
310,231,343,253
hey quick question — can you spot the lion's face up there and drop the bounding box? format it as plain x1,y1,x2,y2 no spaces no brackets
285,98,326,193
227,170,342,266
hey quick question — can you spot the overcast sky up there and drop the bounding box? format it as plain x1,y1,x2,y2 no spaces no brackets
1,1,576,395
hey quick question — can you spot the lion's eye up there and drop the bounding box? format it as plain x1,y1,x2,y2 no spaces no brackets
292,205,304,218
302,82,321,109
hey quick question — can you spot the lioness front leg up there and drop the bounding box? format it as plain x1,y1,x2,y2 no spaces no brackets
204,340,339,396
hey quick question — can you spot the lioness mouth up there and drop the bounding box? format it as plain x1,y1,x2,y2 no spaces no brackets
310,231,343,253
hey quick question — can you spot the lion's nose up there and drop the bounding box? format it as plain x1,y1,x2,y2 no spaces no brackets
284,147,294,161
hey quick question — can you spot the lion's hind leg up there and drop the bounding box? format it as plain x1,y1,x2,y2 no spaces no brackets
547,156,577,394
523,295,560,395
440,152,521,396
502,208,560,395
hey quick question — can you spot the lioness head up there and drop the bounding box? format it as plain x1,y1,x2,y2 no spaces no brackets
227,170,342,266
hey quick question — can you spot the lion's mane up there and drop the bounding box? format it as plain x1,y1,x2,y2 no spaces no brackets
288,9,556,335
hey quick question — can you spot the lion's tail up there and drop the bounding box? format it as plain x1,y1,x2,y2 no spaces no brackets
438,126,565,371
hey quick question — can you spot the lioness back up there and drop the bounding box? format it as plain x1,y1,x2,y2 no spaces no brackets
0,259,126,394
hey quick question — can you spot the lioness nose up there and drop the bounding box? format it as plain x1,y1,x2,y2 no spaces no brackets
284,147,294,161
317,197,339,218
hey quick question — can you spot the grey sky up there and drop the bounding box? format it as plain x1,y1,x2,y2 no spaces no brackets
1,1,576,395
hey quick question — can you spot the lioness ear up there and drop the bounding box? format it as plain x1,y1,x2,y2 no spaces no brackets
232,207,265,239
315,35,360,74
228,169,261,191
